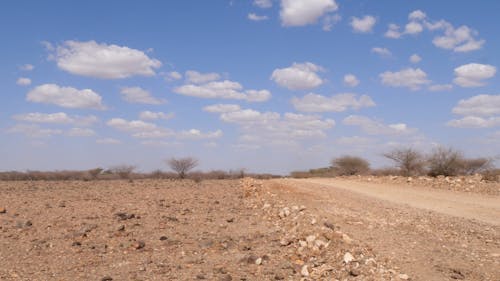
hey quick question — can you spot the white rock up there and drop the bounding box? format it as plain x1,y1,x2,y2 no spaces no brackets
399,273,409,280
300,265,309,277
255,257,262,265
306,235,316,243
343,252,354,264
311,218,317,225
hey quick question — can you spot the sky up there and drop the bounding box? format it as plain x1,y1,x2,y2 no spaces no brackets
1,0,499,174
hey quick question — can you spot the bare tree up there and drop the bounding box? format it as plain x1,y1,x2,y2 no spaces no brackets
167,157,198,179
88,168,103,180
110,165,136,179
427,147,464,177
383,148,425,176
331,156,370,176
461,158,493,175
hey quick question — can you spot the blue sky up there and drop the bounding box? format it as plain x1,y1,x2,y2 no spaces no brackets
1,0,499,174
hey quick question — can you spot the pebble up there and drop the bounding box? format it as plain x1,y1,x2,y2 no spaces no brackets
101,276,113,281
159,236,168,241
300,265,309,277
399,273,409,280
343,252,354,264
0,207,6,214
133,240,145,250
218,274,232,281
255,257,262,265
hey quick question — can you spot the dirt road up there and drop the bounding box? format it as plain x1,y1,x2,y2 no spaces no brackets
269,178,500,281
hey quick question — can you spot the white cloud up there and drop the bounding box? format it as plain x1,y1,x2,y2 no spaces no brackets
428,84,453,92
343,74,360,87
408,10,426,21
291,93,375,112
96,138,122,144
177,129,223,140
139,111,174,120
380,68,430,90
19,64,34,71
453,63,496,88
384,24,401,39
107,118,159,134
447,116,500,128
66,128,96,137
280,0,338,27
185,70,221,84
26,84,105,110
371,47,392,57
343,115,417,135
174,80,270,102
248,13,269,21
254,0,272,8
209,107,335,146
432,25,485,52
120,87,166,105
203,104,241,113
452,94,500,116
404,21,423,34
50,40,161,79
350,15,376,33
16,77,32,86
165,71,182,81
335,136,374,146
271,62,324,90
409,54,422,63
13,112,72,124
322,14,341,31
7,124,62,138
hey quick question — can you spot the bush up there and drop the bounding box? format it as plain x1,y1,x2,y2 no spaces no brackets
88,168,103,180
167,157,198,179
110,165,136,179
331,156,370,176
461,158,492,175
383,148,425,176
427,147,464,177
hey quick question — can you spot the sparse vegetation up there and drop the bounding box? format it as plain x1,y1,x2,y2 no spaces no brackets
426,147,465,177
110,165,136,180
331,156,370,176
88,168,103,180
383,148,425,176
167,157,199,179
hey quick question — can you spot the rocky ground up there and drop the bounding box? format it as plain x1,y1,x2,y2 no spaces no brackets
0,179,403,281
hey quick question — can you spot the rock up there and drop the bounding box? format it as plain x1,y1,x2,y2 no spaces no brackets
399,273,409,280
241,254,259,264
196,274,206,279
226,218,234,223
101,276,113,281
117,225,125,232
219,274,232,281
407,177,413,183
133,240,145,250
306,235,316,244
0,207,6,214
300,265,309,277
115,212,135,220
342,233,353,244
72,241,82,247
58,201,66,207
323,221,335,230
343,252,354,264
279,238,292,246
350,268,361,276
274,273,285,280
311,218,317,225
159,236,168,241
279,207,291,219
255,257,262,265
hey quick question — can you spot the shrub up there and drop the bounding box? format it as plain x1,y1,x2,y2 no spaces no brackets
426,147,464,177
110,165,136,179
383,148,425,176
88,168,103,180
331,156,370,176
167,157,198,179
461,158,493,175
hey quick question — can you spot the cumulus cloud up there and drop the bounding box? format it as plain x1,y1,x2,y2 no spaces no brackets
350,15,376,33
96,138,122,144
66,128,96,137
453,63,496,88
254,0,272,8
120,87,166,104
379,68,430,90
203,104,242,113
165,71,182,81
428,84,453,92
177,129,223,140
26,84,105,110
343,115,417,135
343,74,360,87
19,64,34,71
291,93,375,112
271,62,324,90
207,106,335,147
11,112,98,126
174,79,270,102
335,136,374,146
371,47,392,57
322,14,341,31
139,111,175,121
49,40,161,79
447,116,500,128
185,70,221,84
248,13,269,21
409,54,422,63
7,124,62,138
452,94,500,116
385,10,485,52
16,77,32,86
280,0,338,27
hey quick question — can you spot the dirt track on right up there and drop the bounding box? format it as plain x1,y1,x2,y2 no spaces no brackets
269,178,500,281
